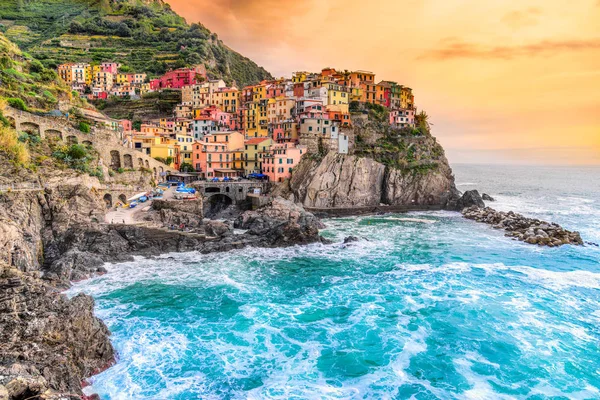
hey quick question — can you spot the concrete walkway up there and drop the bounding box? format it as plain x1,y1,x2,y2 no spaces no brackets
104,187,175,225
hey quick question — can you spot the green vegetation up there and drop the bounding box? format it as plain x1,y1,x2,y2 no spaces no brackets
93,89,181,120
0,32,72,112
179,162,194,172
6,97,27,111
51,143,102,178
78,121,90,133
0,0,272,87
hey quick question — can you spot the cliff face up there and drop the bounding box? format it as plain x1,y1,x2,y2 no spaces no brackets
290,153,386,208
289,124,459,210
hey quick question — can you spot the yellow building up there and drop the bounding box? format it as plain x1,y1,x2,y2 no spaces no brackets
243,102,258,138
222,88,240,113
292,72,308,83
257,99,269,137
85,65,101,86
133,135,179,167
116,73,129,85
350,87,363,103
400,86,414,109
323,82,350,111
175,133,194,164
243,137,274,175
252,84,267,102
231,147,245,172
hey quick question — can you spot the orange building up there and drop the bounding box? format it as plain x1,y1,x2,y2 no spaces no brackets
192,131,245,178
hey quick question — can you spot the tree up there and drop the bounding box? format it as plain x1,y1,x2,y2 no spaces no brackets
179,162,194,172
414,110,430,134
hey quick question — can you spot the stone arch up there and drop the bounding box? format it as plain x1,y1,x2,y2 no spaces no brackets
225,186,230,193
138,158,144,168
110,150,121,170
82,140,93,147
118,194,127,204
205,193,233,218
44,129,63,141
153,167,157,177
103,193,113,209
145,160,149,169
205,187,220,193
20,121,40,137
123,154,133,169
66,135,78,145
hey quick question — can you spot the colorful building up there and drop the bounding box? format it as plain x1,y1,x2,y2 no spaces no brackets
243,137,274,175
262,143,307,182
192,131,245,178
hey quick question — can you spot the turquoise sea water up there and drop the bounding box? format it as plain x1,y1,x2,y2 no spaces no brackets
68,164,600,399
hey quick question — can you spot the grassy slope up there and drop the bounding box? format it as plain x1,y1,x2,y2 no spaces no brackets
0,0,272,87
0,32,79,112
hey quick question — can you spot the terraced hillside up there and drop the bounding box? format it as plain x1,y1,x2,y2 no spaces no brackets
0,0,272,87
0,32,83,112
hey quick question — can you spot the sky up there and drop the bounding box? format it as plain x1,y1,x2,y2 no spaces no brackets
167,0,600,165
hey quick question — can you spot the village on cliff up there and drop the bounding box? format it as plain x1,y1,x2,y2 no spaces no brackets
55,62,417,182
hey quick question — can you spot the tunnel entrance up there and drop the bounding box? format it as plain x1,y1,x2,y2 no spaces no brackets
204,194,233,218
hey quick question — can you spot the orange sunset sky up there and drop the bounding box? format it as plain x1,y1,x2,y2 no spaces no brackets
167,0,600,165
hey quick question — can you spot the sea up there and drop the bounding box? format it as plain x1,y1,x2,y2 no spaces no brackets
67,164,600,400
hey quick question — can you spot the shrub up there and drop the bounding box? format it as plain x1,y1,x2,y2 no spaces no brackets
78,121,91,133
0,126,30,165
7,98,27,111
30,60,44,73
42,90,57,103
67,144,87,159
117,167,125,173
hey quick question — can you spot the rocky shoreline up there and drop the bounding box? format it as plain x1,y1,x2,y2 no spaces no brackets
0,183,327,400
462,206,584,247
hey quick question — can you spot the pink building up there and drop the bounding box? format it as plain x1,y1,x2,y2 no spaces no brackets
101,62,121,75
262,143,307,182
390,108,415,128
119,120,132,132
266,85,284,98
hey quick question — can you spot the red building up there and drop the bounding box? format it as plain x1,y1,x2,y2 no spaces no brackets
150,65,207,90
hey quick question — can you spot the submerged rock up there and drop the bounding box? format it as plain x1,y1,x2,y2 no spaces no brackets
343,236,360,244
482,193,495,201
462,206,584,247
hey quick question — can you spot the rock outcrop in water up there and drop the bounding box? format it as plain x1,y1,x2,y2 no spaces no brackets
462,206,584,247
236,197,326,246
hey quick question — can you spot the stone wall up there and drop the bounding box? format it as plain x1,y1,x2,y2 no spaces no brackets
3,108,175,182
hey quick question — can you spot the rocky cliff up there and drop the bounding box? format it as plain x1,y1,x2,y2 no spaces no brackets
286,107,461,210
288,151,458,209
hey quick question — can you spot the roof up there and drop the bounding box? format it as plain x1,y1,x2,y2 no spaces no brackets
245,138,270,145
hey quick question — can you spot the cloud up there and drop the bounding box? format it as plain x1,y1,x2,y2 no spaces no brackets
501,7,542,29
419,38,600,60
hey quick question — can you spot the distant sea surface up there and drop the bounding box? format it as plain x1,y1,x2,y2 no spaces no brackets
68,164,600,399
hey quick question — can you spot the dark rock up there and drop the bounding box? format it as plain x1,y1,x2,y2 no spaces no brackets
235,197,327,247
482,193,495,201
451,190,486,211
343,236,360,244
